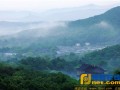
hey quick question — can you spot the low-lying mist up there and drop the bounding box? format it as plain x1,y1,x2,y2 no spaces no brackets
0,21,67,37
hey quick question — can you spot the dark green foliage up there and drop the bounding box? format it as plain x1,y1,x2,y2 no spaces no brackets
0,63,77,90
20,57,50,70
20,57,77,73
80,45,120,72
18,44,120,74
114,69,120,74
0,63,16,77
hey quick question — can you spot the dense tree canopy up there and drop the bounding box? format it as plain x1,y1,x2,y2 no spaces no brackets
0,62,78,90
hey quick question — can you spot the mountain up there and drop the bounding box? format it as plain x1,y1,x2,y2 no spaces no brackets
67,6,120,44
0,21,44,36
0,6,120,57
0,5,111,22
0,11,32,22
69,6,120,27
34,4,109,21
80,44,120,73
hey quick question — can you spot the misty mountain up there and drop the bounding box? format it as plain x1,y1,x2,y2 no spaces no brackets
0,11,32,21
68,6,120,44
0,4,111,22
0,21,44,36
0,6,120,56
70,6,120,27
27,4,109,21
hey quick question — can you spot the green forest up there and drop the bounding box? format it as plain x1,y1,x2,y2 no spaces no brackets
0,62,78,90
0,6,120,90
0,44,120,89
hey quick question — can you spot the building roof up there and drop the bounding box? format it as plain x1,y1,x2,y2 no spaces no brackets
76,63,105,74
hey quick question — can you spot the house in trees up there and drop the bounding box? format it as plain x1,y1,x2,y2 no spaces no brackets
76,64,106,75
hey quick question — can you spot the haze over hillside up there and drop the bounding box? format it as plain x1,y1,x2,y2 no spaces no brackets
0,1,120,89
0,4,119,22
0,6,120,58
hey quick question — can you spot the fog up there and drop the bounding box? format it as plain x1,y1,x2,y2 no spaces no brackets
17,22,67,38
95,21,113,29
27,22,67,30
0,21,67,38
0,4,118,22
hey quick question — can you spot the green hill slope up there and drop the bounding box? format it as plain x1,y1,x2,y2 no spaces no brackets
80,45,120,72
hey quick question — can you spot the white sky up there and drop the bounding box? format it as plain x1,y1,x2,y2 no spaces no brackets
0,0,120,11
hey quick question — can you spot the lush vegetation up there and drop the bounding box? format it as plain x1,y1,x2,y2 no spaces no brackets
20,57,79,76
0,6,120,90
0,44,120,89
80,45,120,73
0,62,78,90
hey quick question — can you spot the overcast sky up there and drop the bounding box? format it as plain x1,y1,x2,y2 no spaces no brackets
0,0,120,11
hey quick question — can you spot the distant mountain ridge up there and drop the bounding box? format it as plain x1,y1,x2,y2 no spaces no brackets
0,5,111,22
0,6,120,55
69,6,120,27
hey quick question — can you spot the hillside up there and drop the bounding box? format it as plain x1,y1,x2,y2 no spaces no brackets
0,6,120,57
66,6,120,45
0,62,77,90
80,44,120,73
69,6,120,27
16,6,120,46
